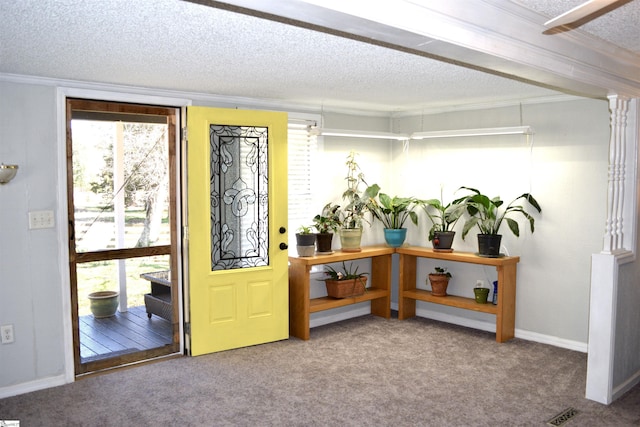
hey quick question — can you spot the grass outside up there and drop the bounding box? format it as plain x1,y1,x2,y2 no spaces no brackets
76,205,171,316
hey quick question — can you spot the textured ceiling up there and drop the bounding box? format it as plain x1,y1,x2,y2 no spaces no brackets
514,0,640,55
0,0,638,114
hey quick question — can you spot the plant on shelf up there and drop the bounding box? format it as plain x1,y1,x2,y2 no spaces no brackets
367,187,419,247
458,186,542,257
419,189,467,252
295,225,316,257
338,151,378,252
312,203,341,254
427,266,452,297
313,203,342,233
321,261,369,298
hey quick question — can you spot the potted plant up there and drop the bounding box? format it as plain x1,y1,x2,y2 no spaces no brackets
312,203,341,254
473,280,490,304
321,261,368,298
419,190,467,252
459,186,542,257
338,151,378,252
295,225,316,257
427,266,451,297
88,290,119,318
367,187,419,247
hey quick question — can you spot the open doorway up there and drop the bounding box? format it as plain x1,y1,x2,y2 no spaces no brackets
66,99,181,375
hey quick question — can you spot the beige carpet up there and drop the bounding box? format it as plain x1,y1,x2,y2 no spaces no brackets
1,315,639,426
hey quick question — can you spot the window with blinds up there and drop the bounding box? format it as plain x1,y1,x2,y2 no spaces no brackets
288,118,318,249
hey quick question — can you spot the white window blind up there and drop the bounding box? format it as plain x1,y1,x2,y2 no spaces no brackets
288,118,318,248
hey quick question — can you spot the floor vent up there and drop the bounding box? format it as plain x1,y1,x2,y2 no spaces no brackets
546,407,579,426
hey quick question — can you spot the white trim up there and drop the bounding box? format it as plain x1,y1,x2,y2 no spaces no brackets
0,72,389,118
392,95,583,118
612,368,640,402
0,375,67,399
309,303,372,328
415,307,587,352
55,88,75,384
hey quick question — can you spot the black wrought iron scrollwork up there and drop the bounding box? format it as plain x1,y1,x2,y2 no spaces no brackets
209,125,269,270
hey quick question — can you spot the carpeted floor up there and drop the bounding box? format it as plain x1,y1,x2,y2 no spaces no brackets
1,315,639,426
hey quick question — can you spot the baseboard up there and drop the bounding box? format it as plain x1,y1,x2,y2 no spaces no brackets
309,304,372,329
411,306,588,353
0,374,68,399
415,307,496,334
514,329,587,353
612,368,640,401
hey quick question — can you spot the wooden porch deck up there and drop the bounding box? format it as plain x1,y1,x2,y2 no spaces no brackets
79,305,172,362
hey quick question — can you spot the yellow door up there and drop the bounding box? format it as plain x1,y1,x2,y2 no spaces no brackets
187,107,289,355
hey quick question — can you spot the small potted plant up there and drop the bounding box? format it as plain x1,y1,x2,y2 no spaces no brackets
427,266,452,296
458,186,542,257
321,261,369,298
419,189,467,252
295,225,316,257
366,187,419,247
338,151,378,252
312,203,341,254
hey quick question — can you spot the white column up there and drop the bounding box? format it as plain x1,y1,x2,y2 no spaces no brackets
114,122,128,312
603,95,629,253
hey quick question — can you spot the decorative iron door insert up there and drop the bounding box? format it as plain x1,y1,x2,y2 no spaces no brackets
209,125,269,270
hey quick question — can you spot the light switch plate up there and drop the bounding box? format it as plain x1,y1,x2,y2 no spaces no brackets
29,210,55,229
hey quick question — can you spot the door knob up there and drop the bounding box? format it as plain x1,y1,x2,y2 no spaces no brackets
279,243,288,250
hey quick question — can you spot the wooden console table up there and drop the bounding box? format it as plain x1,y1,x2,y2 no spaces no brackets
396,246,520,343
288,245,394,340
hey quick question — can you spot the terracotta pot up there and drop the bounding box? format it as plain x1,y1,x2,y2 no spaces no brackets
325,277,367,298
427,274,450,297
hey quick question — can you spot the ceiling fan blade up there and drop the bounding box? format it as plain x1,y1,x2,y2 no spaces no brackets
544,0,620,27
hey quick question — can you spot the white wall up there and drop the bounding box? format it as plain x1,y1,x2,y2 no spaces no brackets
0,81,66,390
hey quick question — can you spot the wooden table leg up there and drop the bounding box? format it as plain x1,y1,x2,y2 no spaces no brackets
370,254,392,318
398,254,417,320
289,263,311,340
495,263,517,342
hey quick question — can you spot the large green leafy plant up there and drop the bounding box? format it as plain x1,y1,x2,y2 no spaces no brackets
367,188,419,229
420,191,467,241
340,151,377,229
459,186,542,239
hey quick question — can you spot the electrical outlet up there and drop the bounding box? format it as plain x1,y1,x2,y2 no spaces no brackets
28,210,55,229
1,324,14,344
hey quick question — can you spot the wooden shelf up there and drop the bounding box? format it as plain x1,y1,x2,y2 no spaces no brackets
397,246,519,343
309,288,387,313
289,246,393,340
396,246,519,266
403,289,498,315
289,245,395,266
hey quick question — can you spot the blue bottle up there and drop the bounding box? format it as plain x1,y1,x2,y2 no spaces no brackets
492,280,498,305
